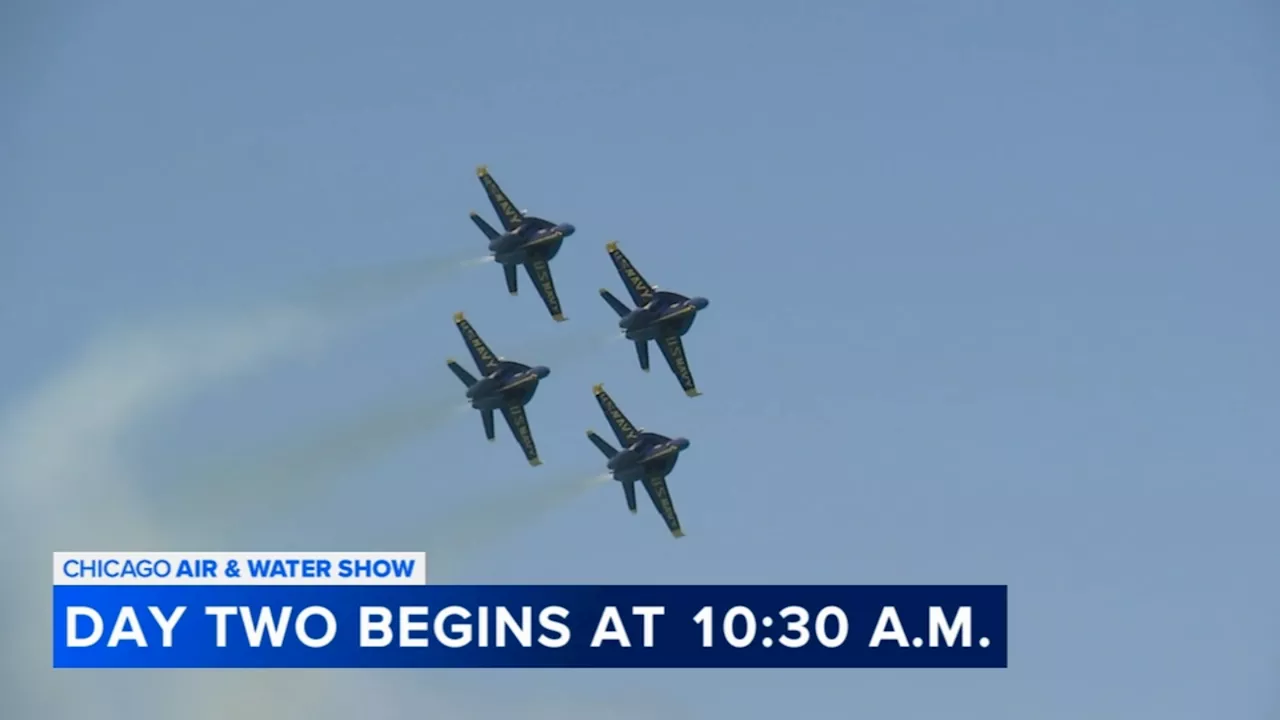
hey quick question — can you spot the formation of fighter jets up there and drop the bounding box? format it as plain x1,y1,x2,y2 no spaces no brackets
447,165,710,538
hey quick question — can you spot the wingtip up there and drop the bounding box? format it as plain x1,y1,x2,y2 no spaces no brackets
487,437,496,443
509,290,518,296
453,311,465,322
629,508,638,515
592,383,604,395
475,164,488,176
672,529,686,538
642,367,651,373
446,357,456,365
529,457,543,467
605,241,618,251
598,288,609,295
469,210,480,217
685,388,702,397
585,430,595,437
552,313,567,322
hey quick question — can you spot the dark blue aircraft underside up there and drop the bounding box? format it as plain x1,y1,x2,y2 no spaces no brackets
586,384,689,538
470,165,575,321
599,242,709,397
447,312,549,467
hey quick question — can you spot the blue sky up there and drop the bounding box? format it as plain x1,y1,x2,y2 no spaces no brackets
4,1,1279,718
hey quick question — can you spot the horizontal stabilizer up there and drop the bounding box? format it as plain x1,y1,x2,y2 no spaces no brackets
600,288,631,317
447,359,478,387
587,430,618,458
470,212,499,240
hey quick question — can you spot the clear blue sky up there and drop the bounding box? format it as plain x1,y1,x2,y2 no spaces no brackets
4,1,1279,718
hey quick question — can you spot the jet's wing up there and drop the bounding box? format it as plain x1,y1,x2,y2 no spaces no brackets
641,475,684,537
592,384,640,447
476,165,523,232
656,335,701,397
500,402,541,466
453,312,501,375
524,258,566,321
605,242,656,306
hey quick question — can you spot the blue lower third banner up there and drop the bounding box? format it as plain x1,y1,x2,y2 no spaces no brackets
53,585,1007,668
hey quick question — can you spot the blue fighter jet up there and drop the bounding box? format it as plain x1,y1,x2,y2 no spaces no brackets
446,312,549,466
469,165,576,322
599,241,709,397
586,384,691,538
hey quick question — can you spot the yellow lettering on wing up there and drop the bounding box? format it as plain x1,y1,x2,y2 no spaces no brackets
611,253,652,299
662,337,693,389
462,325,496,368
528,261,560,315
482,175,521,225
600,396,637,440
507,405,536,458
651,480,678,530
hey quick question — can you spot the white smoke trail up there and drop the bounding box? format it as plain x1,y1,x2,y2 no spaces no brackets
0,302,658,720
293,252,491,315
0,306,344,720
420,471,612,579
0,249,486,719
168,397,470,537
159,327,624,534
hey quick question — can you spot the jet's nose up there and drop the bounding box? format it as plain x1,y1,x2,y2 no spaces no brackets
558,223,576,236
533,365,551,379
674,437,691,451
690,297,710,310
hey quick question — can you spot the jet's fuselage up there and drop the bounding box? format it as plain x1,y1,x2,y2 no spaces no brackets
620,295,710,341
608,434,690,482
490,220,576,265
466,365,550,411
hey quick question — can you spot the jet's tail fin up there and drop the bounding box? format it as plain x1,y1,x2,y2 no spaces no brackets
600,288,631,317
470,211,500,240
481,408,496,440
447,359,478,387
634,340,650,371
586,430,618,458
504,264,519,295
622,479,638,513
